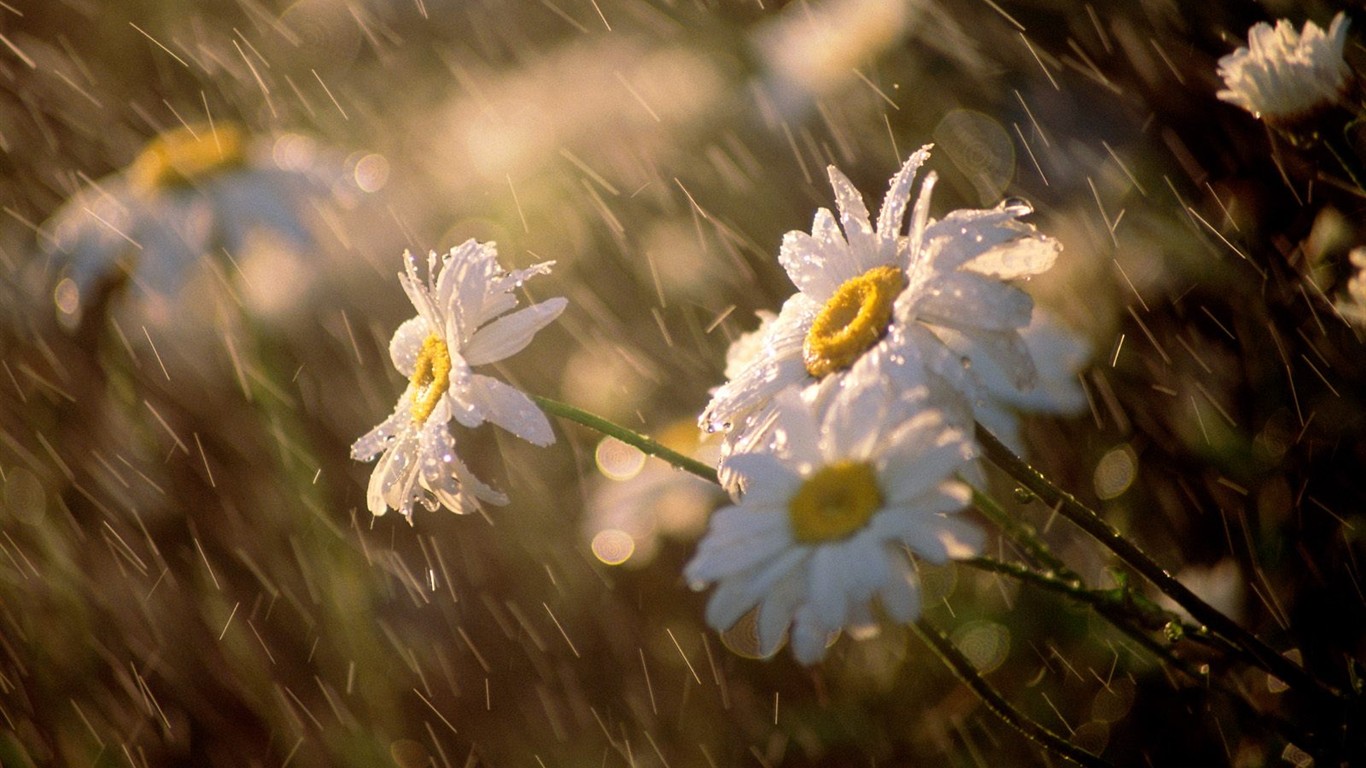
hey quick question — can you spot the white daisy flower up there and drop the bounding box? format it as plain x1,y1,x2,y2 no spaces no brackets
685,382,983,664
700,146,1060,455
43,122,337,330
351,240,567,519
1217,12,1353,126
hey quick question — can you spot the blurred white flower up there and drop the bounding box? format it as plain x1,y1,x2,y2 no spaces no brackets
351,241,567,518
701,146,1060,457
582,423,725,568
752,0,911,114
963,311,1091,452
1157,559,1245,626
1217,12,1352,125
1337,246,1366,327
43,123,338,330
686,382,982,664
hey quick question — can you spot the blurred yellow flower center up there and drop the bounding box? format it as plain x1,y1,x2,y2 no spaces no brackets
130,122,246,191
803,265,907,378
409,334,452,423
788,461,883,543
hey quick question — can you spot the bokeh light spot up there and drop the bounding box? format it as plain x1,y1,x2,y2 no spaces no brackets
390,739,430,768
590,529,636,566
720,606,780,660
595,436,646,481
3,467,46,525
1093,444,1137,500
53,277,80,322
271,133,317,172
951,620,1010,674
353,153,389,193
1072,721,1110,756
933,109,1015,206
1090,677,1136,723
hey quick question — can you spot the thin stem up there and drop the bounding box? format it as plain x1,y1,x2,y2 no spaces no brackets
961,556,1226,657
532,395,720,485
972,488,1074,579
911,618,1112,768
974,424,1343,706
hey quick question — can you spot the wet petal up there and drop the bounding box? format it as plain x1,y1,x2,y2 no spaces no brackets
467,374,554,446
463,297,567,366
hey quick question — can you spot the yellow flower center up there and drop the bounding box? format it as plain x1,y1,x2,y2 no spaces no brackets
803,265,907,378
787,460,883,544
409,334,452,423
130,122,246,191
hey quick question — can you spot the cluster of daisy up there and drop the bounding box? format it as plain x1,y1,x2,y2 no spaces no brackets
684,146,1072,663
353,145,1079,663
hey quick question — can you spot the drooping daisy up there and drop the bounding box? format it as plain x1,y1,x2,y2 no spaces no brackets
1217,12,1352,126
701,146,1060,456
351,241,567,519
43,122,337,330
685,381,982,664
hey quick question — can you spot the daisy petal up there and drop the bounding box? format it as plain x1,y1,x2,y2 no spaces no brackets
463,297,568,366
827,165,878,272
468,374,555,446
875,146,932,256
389,315,431,376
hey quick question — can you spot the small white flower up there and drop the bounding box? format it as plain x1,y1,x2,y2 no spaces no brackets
701,146,1059,460
351,240,567,519
1217,12,1352,125
685,382,983,664
43,122,337,330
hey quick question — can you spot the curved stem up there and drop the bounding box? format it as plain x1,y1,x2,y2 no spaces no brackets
911,619,1112,768
532,395,720,485
974,424,1343,706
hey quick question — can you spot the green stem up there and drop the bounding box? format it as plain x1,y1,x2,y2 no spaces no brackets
972,488,1074,579
532,395,720,485
961,556,1224,656
974,424,1343,707
911,619,1112,768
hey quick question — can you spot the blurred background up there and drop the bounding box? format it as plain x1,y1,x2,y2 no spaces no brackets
1,0,1364,765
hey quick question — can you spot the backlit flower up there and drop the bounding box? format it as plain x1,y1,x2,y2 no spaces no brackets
351,241,567,518
701,146,1059,458
686,382,982,664
1217,13,1352,125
